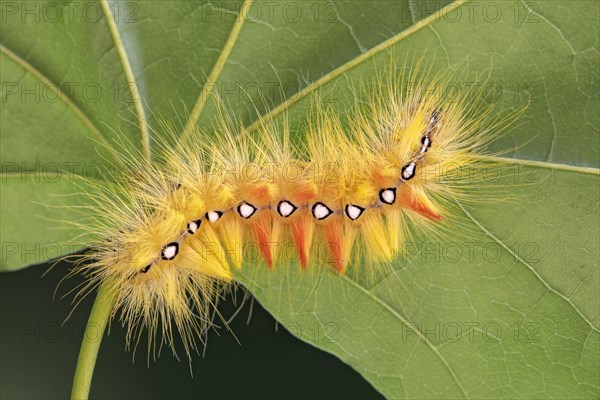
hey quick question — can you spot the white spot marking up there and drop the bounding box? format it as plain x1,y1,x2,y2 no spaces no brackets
206,211,222,222
345,205,364,220
162,243,178,260
312,203,333,220
402,162,416,180
380,188,396,205
238,202,257,218
187,220,199,234
278,200,297,217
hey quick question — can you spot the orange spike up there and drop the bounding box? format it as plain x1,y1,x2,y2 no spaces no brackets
250,215,273,268
290,214,312,269
398,187,444,221
324,222,344,273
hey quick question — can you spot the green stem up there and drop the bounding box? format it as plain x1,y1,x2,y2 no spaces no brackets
71,282,118,400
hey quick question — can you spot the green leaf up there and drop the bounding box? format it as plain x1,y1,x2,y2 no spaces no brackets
1,0,598,398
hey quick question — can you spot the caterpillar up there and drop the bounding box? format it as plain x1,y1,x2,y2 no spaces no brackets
72,61,512,359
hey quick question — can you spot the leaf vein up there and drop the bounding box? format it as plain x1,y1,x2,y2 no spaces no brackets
99,0,150,161
457,202,600,333
0,43,125,169
180,0,254,142
243,0,468,134
342,275,471,399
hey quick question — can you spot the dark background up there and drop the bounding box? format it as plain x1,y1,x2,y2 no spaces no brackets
0,261,383,399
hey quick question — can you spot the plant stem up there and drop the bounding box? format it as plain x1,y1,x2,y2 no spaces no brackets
71,282,118,400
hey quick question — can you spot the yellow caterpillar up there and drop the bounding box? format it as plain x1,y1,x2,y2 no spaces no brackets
72,61,512,357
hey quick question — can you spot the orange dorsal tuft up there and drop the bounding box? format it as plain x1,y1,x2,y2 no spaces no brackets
248,184,273,204
323,222,344,273
398,186,443,221
290,213,314,269
250,214,273,268
290,183,318,203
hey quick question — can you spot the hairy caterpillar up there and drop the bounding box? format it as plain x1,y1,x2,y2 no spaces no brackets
71,60,513,362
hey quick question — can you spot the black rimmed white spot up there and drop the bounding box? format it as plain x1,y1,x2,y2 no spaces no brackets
141,264,151,273
205,211,223,223
379,188,396,205
237,202,257,219
401,162,417,181
277,200,297,218
187,219,202,234
421,135,432,147
344,204,365,221
311,202,333,220
420,135,432,154
429,110,441,127
161,242,179,261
